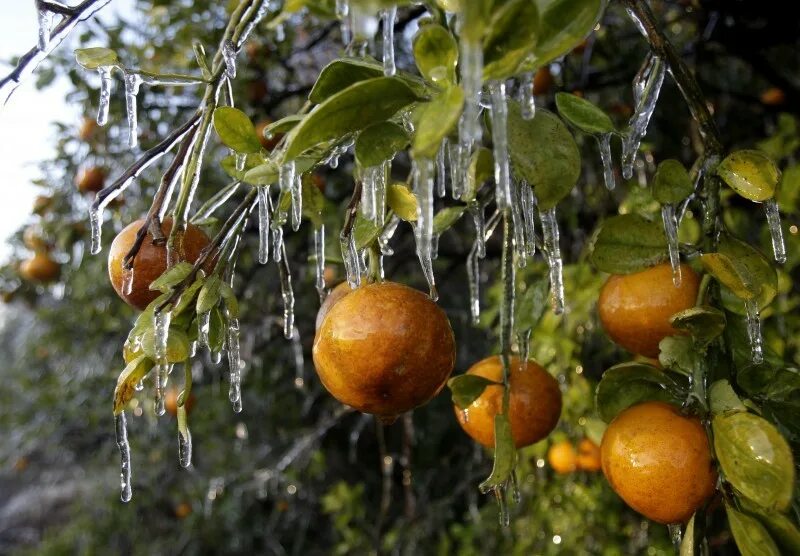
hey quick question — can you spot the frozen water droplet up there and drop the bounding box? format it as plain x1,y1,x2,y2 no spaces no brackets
598,133,616,190
96,66,113,126
668,523,683,551
413,158,437,300
178,427,192,468
235,152,247,172
519,183,537,258
382,6,397,76
763,198,787,264
226,317,242,411
222,39,237,79
314,225,326,301
123,72,142,149
744,298,764,365
134,378,144,392
519,72,536,120
661,203,682,286
378,214,400,256
622,54,665,179
494,485,510,527
257,186,271,264
540,207,565,315
198,311,210,348
489,81,512,210
115,412,133,503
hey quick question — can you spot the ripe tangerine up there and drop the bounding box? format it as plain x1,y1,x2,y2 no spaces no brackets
19,252,60,283
548,440,577,474
576,438,601,472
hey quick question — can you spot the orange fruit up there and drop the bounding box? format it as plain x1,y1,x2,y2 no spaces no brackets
760,87,785,106
174,502,192,519
75,166,106,194
598,263,699,357
533,66,553,96
548,440,578,474
576,438,601,472
601,401,716,524
165,388,196,417
23,227,48,252
19,252,60,283
454,356,562,448
322,265,337,287
313,281,455,422
246,80,269,104
78,117,98,141
255,119,283,151
32,195,54,216
108,218,211,310
315,281,353,331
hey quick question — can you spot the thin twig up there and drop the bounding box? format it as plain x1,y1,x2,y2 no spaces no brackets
340,180,364,241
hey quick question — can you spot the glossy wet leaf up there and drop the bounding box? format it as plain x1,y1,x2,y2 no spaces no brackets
262,114,303,136
113,355,154,415
555,92,615,135
140,327,191,364
354,122,409,168
353,214,381,250
387,183,418,222
213,107,262,154
657,335,700,377
197,274,222,315
482,0,539,81
709,380,746,415
739,497,800,555
207,307,225,353
284,77,422,162
74,47,118,69
243,160,279,185
669,306,726,346
713,412,795,512
595,362,687,423
464,147,493,202
302,174,325,226
433,205,466,234
447,374,501,410
478,413,518,493
589,214,667,274
172,278,203,317
726,503,781,556
701,234,777,303
309,57,425,104
507,102,580,210
653,159,694,204
148,262,193,293
525,0,605,69
219,282,239,318
717,150,781,202
221,152,265,180
413,24,458,85
514,278,550,332
412,85,464,158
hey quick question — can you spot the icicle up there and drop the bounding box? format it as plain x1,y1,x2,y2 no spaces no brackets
598,133,616,190
348,3,378,57
763,198,787,264
458,37,484,154
114,412,133,503
36,6,55,51
470,204,487,259
489,81,512,209
668,524,683,551
448,142,464,200
517,329,531,369
493,486,511,527
153,310,172,416
235,152,247,172
314,225,326,301
279,160,295,194
275,23,285,42
520,72,536,120
519,183,537,258
436,139,448,198
96,66,113,126
291,173,302,232
198,311,210,348
340,232,361,288
178,427,192,468
291,327,304,389
510,470,521,504
227,317,242,413
189,341,197,358
134,379,144,392
361,166,377,221
382,6,397,76
89,206,103,255
272,224,284,262
123,72,142,149
540,207,565,315
376,162,388,226
622,55,665,179
744,298,764,365
336,0,351,47
379,214,400,256
467,247,481,324
122,265,134,296
509,182,528,267
413,158,437,300
279,251,295,340
661,203,682,286
222,40,237,79
257,186,270,264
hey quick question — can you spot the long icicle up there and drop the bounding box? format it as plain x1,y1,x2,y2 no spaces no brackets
123,71,142,149
257,186,270,264
314,224,326,301
661,203,682,286
153,310,172,416
598,133,616,190
227,316,242,413
436,138,448,198
382,6,397,76
413,158,437,300
621,54,665,179
519,183,537,258
539,206,565,315
115,412,133,502
278,242,295,339
489,81,512,209
763,198,787,264
744,298,764,365
96,65,113,126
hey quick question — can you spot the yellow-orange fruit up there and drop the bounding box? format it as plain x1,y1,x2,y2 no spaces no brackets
601,401,717,524
598,263,699,358
315,281,353,331
255,119,283,151
75,166,106,194
576,438,601,472
533,66,553,95
760,87,785,106
19,252,60,283
23,227,48,252
165,388,196,417
32,195,54,216
455,356,562,448
174,502,192,519
313,282,455,421
108,218,211,310
78,117,98,141
322,265,337,287
548,440,578,474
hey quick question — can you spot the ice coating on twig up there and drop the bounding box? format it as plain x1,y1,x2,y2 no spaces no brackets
467,247,481,324
493,486,510,527
436,138,448,197
257,186,270,264
278,244,295,340
763,198,787,264
314,224,326,301
123,72,142,149
621,54,665,179
336,0,351,47
458,38,484,153
661,203,682,286
598,133,616,190
519,72,536,120
270,191,286,263
489,81,512,209
115,412,133,502
198,310,210,348
178,426,192,468
540,207,565,314
413,158,437,300
96,65,113,126
222,39,237,79
382,6,397,77
519,183,537,258
744,298,764,365
153,310,172,416
36,6,55,51
379,214,400,256
227,316,242,413
448,141,464,200
469,204,487,259
509,182,527,267
290,171,302,232
340,232,361,288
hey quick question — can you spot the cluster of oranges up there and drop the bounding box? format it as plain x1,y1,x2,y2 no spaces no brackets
548,438,601,474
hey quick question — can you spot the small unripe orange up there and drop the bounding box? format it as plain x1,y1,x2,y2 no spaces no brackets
75,167,106,194
255,119,283,151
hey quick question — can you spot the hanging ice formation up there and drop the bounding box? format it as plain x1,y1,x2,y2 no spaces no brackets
340,229,361,288
336,0,351,47
291,327,304,388
382,6,397,76
123,71,142,149
96,66,113,126
413,159,437,300
519,72,536,120
519,183,537,258
467,210,501,324
469,204,487,259
661,204,682,286
153,310,172,416
489,81,512,210
313,225,326,301
539,207,565,314
744,298,764,365
598,133,616,190
227,316,242,413
279,160,302,232
436,139,448,197
763,198,787,264
197,310,211,348
509,182,528,267
621,53,665,179
115,412,133,502
257,186,270,264
361,164,387,224
178,422,192,468
278,244,295,340
378,214,400,256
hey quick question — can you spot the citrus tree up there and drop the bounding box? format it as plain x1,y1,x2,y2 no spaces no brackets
1,0,798,554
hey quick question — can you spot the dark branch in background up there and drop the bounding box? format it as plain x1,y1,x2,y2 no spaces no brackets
0,0,111,105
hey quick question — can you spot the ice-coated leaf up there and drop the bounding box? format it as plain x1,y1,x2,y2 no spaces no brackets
413,23,458,85
726,504,782,556
309,57,426,104
514,278,550,332
653,159,694,204
555,92,615,135
433,205,466,234
221,152,265,180
284,77,422,162
478,413,518,493
482,0,540,81
213,107,262,154
219,282,239,318
207,307,225,353
589,214,668,274
717,150,781,202
412,85,464,159
148,262,193,293
353,213,381,249
714,412,795,512
595,362,687,423
196,274,222,315
464,147,493,202
447,374,501,410
387,183,418,222
669,306,726,346
709,380,747,415
525,0,605,69
657,336,700,377
354,122,409,168
507,102,580,210
262,114,303,136
739,498,800,555
140,327,191,364
74,47,118,69
700,234,777,303
243,160,280,185
301,174,325,226
113,355,154,415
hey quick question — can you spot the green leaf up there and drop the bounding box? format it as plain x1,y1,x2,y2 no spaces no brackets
284,77,422,162
433,205,466,235
74,47,118,69
507,102,581,210
464,147,493,202
309,57,426,104
208,307,225,353
653,159,694,204
387,183,418,222
679,514,698,556
447,374,501,410
140,327,191,364
709,380,747,415
669,306,727,346
413,23,458,85
302,174,325,226
482,0,540,81
514,278,550,332
657,335,700,376
700,234,777,303
412,85,464,159
219,282,239,318
353,214,381,250
172,278,204,317
213,107,262,154
589,214,667,274
148,262,193,293
555,92,615,135
726,503,782,556
526,0,605,69
717,150,781,202
739,497,800,555
714,412,795,512
243,160,279,185
354,122,409,168
221,152,265,180
478,413,518,493
595,362,687,423
113,355,154,415
197,274,222,315
262,115,303,136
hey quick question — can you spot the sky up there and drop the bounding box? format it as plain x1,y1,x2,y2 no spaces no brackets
0,1,134,262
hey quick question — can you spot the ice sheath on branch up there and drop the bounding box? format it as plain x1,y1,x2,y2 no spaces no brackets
621,52,665,179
